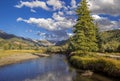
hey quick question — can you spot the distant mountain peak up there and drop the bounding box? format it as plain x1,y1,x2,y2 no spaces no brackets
0,30,5,34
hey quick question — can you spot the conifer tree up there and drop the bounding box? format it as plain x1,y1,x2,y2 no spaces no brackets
69,0,98,54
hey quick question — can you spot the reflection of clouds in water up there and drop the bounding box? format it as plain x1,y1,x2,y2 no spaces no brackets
24,55,76,81
25,72,73,81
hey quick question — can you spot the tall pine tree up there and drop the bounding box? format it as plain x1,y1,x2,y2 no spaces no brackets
69,0,98,54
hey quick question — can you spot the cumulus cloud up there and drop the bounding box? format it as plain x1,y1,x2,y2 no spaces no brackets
30,9,36,13
89,0,120,31
47,0,65,10
16,10,76,40
92,15,120,31
71,0,77,9
58,11,64,16
15,0,49,10
88,0,120,16
16,0,120,40
17,12,76,31
15,0,66,11
92,14,106,20
17,17,23,21
15,0,78,40
17,17,55,30
66,10,76,15
64,0,78,15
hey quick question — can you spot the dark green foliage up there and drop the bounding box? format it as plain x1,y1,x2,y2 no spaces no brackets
117,45,120,52
69,0,98,54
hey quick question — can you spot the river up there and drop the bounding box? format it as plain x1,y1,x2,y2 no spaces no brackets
0,54,118,81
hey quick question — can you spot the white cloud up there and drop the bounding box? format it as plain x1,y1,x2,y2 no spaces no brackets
15,0,66,11
64,0,78,15
92,15,120,31
88,0,120,31
47,0,65,10
92,15,106,20
88,0,120,16
71,0,77,9
17,17,23,22
15,0,77,40
58,11,64,16
66,10,75,15
15,0,49,10
30,9,36,13
52,13,65,21
17,12,76,31
67,33,73,37
16,0,120,40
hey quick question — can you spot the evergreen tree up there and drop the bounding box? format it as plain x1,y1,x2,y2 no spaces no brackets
95,22,102,51
69,0,98,54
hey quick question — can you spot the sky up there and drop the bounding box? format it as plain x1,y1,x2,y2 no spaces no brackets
0,0,120,40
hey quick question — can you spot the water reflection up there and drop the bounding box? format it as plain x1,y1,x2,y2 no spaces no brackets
0,55,118,81
25,72,74,81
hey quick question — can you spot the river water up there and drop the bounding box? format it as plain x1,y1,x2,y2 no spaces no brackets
0,55,118,81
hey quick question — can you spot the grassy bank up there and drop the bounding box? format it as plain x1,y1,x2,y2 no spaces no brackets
0,49,48,67
69,54,120,78
0,49,45,58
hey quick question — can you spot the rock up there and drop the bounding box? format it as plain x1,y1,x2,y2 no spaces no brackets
81,70,93,77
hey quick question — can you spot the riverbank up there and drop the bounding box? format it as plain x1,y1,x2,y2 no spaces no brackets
0,50,49,67
69,54,120,79
0,54,116,81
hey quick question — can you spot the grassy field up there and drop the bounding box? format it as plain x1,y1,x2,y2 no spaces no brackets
0,49,45,58
0,49,48,67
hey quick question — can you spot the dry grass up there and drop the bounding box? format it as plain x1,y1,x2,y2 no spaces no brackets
0,50,44,58
0,49,47,67
70,55,120,78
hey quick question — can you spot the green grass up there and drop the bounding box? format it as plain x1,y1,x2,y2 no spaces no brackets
70,55,120,78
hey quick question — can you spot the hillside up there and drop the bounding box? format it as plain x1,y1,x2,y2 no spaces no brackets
100,29,120,52
0,30,54,50
0,30,36,49
101,29,120,42
33,40,54,46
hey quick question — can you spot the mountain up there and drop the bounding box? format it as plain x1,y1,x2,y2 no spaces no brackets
0,30,37,49
55,40,68,46
0,30,18,39
0,30,54,49
33,40,54,46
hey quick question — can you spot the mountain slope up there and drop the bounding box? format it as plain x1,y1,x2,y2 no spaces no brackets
0,30,36,49
100,29,120,52
0,30,55,49
101,29,120,43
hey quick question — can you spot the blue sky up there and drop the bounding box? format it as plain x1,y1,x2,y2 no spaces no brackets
0,0,120,40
